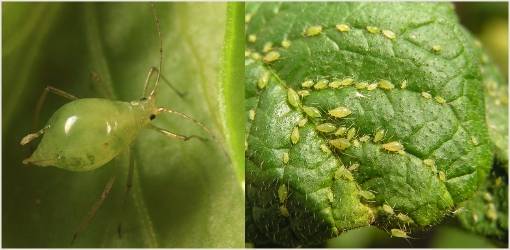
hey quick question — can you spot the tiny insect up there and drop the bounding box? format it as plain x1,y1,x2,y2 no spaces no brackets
19,5,217,244
316,123,337,133
336,24,350,32
390,228,411,239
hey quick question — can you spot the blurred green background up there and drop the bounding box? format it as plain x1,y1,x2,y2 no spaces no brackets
3,2,244,247
326,2,508,248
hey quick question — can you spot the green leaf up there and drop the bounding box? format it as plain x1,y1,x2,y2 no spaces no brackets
245,2,492,246
3,3,243,247
456,48,508,244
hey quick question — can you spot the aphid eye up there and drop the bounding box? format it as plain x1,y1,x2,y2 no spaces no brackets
150,114,156,120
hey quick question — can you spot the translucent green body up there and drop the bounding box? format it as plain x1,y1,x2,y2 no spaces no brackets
25,98,152,171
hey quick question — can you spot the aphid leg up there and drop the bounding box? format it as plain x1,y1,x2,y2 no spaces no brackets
148,123,207,142
117,147,135,238
71,176,116,246
142,67,186,98
156,107,215,140
34,85,78,130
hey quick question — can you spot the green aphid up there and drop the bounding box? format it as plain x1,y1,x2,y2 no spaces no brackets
258,72,270,89
302,106,322,118
366,26,380,34
421,91,432,99
359,135,370,142
329,138,351,150
298,118,308,127
347,127,356,141
339,78,354,86
367,83,378,91
248,109,256,121
355,82,368,89
316,123,337,133
335,167,354,181
263,51,280,63
400,80,407,89
262,42,273,53
304,25,323,36
423,158,435,167
483,192,493,203
282,152,289,164
280,205,290,217
374,129,384,143
435,96,446,104
281,39,291,49
328,106,352,118
348,163,359,171
352,139,360,148
291,127,300,144
378,80,394,90
334,127,347,136
391,229,410,239
336,24,350,32
287,88,300,108
382,141,404,152
301,80,314,88
320,144,332,155
438,170,446,182
314,79,329,90
20,18,214,173
397,213,414,224
326,189,335,203
382,30,396,40
486,205,498,221
382,204,394,215
297,90,310,97
359,190,375,200
278,184,288,203
329,80,342,88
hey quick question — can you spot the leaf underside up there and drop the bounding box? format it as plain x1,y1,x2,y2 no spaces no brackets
245,3,493,247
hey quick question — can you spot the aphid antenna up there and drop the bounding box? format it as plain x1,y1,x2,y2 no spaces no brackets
148,3,163,99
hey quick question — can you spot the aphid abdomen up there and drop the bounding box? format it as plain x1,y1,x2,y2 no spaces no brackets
24,98,148,171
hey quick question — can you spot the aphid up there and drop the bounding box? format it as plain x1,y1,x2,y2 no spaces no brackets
301,80,314,88
304,25,323,36
382,204,394,215
378,80,394,90
335,167,354,181
486,205,497,221
248,34,257,43
245,50,251,57
287,88,300,108
329,138,351,150
328,106,352,118
432,45,442,52
390,229,410,239
334,127,347,136
281,39,291,49
367,83,378,91
328,80,342,88
352,139,360,148
262,42,273,53
451,207,466,215
314,79,329,90
438,170,446,182
298,118,308,127
263,51,280,63
471,136,479,146
297,90,310,97
373,129,385,143
355,82,368,89
336,24,350,32
366,26,380,34
280,205,290,217
397,213,414,224
248,109,256,121
282,152,289,164
316,123,337,133
495,177,503,187
359,135,370,142
327,189,335,203
245,13,252,23
348,163,359,171
19,5,217,243
482,192,492,203
347,127,356,141
320,144,332,154
400,80,407,89
434,96,446,104
250,52,261,60
472,213,479,223
302,106,322,118
258,72,270,89
339,77,354,86
423,158,435,167
291,127,300,144
278,184,288,203
382,141,404,152
382,29,396,40
421,91,432,99
359,190,375,200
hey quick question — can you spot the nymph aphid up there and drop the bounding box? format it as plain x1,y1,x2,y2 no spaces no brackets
304,25,323,36
19,5,216,243
382,141,404,152
316,123,337,133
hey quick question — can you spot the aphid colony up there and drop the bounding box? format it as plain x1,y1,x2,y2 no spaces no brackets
246,15,453,240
